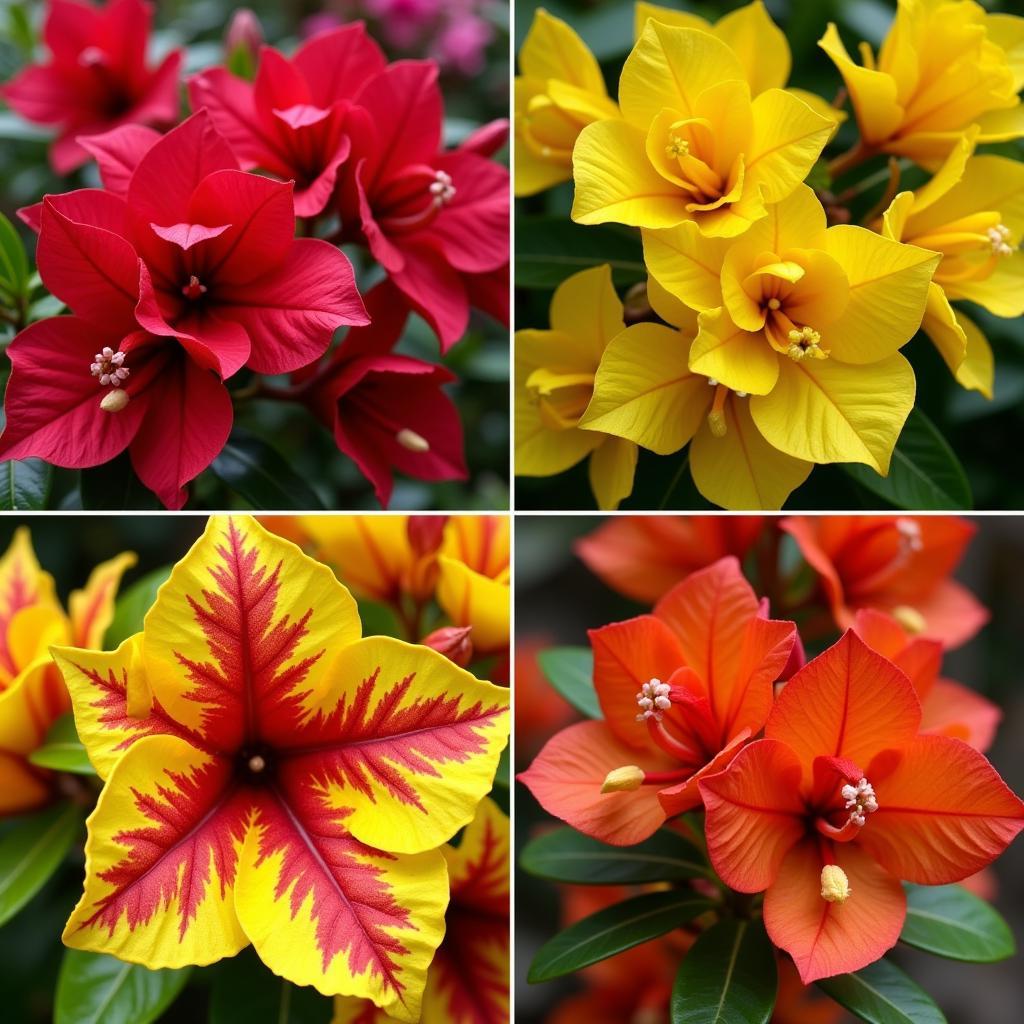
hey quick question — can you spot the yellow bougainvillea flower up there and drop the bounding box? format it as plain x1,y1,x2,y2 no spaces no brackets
334,797,510,1024
881,130,1024,398
634,0,844,125
515,265,638,510
820,0,1024,167
436,517,510,656
515,8,620,197
580,276,812,510
571,21,833,237
642,185,940,474
0,528,133,817
52,516,509,1022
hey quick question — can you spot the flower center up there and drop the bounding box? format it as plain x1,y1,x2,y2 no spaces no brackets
786,326,828,362
91,347,130,387
895,517,923,553
429,170,456,208
820,864,851,903
635,678,672,722
526,367,594,431
841,777,878,828
239,747,273,779
987,224,1014,257
181,275,208,301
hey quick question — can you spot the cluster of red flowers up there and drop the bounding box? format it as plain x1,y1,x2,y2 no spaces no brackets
0,0,509,508
521,515,1022,990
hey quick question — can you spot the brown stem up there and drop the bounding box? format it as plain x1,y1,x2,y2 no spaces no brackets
828,141,876,182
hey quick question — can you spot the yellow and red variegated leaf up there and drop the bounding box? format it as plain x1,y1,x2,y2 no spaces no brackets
141,516,362,753
275,635,510,854
52,636,214,780
0,527,62,687
444,797,509,915
0,655,69,756
68,551,137,649
235,777,448,1023
63,734,251,966
333,997,395,1024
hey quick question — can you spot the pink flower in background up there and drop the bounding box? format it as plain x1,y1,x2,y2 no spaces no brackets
367,0,442,49
1,0,182,173
434,13,494,76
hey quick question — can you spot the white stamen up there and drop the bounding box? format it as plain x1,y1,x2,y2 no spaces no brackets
707,378,718,386
987,224,1014,257
735,391,748,398
895,517,923,553
429,170,456,208
841,777,878,828
91,348,130,388
635,678,672,722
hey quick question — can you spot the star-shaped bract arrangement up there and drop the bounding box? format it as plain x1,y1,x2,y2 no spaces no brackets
53,515,509,1022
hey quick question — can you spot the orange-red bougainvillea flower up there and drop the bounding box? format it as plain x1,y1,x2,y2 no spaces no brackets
333,796,510,1024
575,515,764,603
0,527,134,817
781,515,988,648
700,631,1024,983
52,515,509,1021
854,608,1000,752
519,557,796,845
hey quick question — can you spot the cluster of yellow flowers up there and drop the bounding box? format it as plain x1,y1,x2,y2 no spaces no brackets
515,0,1024,510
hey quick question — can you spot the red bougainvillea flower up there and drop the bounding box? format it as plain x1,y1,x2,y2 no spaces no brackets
575,515,765,603
338,61,509,350
334,796,510,1024
0,318,232,509
25,111,368,377
781,515,988,649
52,516,509,1020
519,558,796,845
305,284,467,507
0,527,133,816
853,608,1001,752
0,0,182,173
189,25,386,217
700,631,1024,983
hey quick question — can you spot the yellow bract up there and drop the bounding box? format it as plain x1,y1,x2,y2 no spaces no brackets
515,265,639,509
0,528,133,815
571,21,833,236
881,130,1024,397
820,0,1024,166
515,8,620,196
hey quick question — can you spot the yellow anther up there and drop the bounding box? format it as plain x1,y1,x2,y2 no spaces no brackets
767,298,781,310
396,428,430,453
100,388,129,413
820,864,851,903
601,765,644,793
988,224,1014,256
665,134,689,159
786,326,828,362
707,384,728,438
892,605,927,634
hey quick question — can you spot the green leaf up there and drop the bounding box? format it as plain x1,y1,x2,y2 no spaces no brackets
844,408,972,510
0,802,83,927
28,714,95,775
104,564,172,648
805,158,833,192
528,891,711,982
521,827,706,885
79,452,162,510
226,43,256,81
671,917,777,1024
211,427,326,511
0,211,29,299
816,958,947,1024
7,3,36,56
900,883,1014,962
536,645,602,719
0,458,52,510
209,947,331,1024
516,217,646,289
55,950,191,1024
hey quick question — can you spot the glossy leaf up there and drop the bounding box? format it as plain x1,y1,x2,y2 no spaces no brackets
211,428,326,510
55,949,191,1024
816,958,947,1024
0,802,83,926
209,948,331,1024
516,217,646,289
844,408,972,510
537,645,602,719
28,714,95,775
0,210,29,298
0,458,52,510
671,917,777,1024
521,826,706,884
528,891,710,982
900,883,1014,962
104,564,173,648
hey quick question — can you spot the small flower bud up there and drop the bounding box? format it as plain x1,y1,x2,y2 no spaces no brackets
601,765,644,794
407,516,448,558
226,9,262,57
422,625,473,667
820,864,851,903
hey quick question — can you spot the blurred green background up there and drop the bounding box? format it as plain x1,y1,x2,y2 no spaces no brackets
0,0,511,511
515,514,1024,1024
514,0,1024,512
